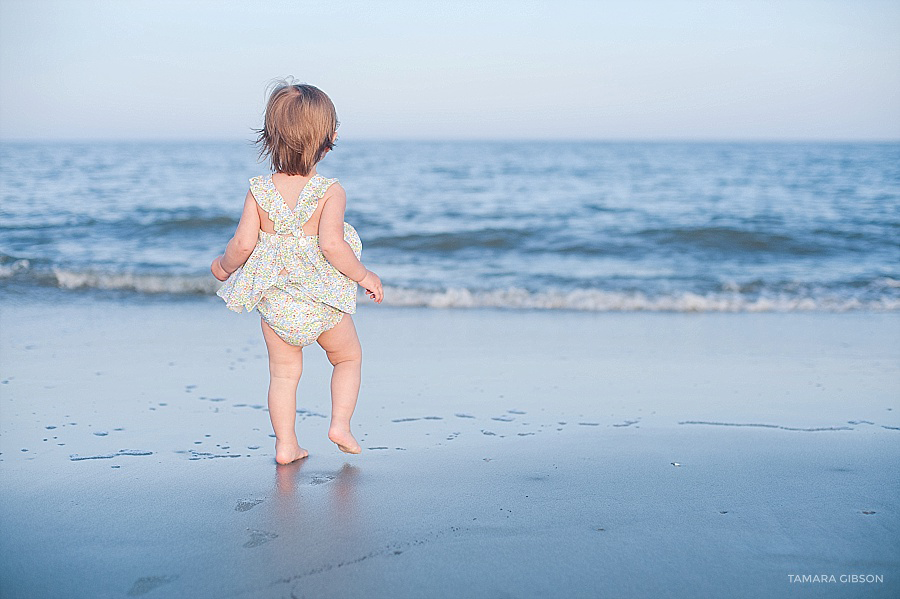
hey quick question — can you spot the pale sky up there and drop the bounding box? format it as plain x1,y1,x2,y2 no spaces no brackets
1,0,898,141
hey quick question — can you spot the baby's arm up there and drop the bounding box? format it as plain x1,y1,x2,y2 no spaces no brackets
318,184,384,303
211,190,260,281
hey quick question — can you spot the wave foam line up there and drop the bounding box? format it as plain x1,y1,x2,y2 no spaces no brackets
53,269,220,294
16,270,900,312
380,287,900,313
0,259,31,278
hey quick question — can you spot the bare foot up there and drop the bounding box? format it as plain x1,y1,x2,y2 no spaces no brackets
328,428,361,454
275,439,309,464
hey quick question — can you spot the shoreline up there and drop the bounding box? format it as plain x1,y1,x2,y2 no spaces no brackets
3,280,898,313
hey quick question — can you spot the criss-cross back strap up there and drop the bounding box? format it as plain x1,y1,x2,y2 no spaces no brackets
292,175,339,229
249,174,338,236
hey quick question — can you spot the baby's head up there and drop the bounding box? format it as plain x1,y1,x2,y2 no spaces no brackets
256,81,338,176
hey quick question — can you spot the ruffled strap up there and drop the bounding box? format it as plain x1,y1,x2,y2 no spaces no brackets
249,174,339,236
249,176,298,235
295,175,339,228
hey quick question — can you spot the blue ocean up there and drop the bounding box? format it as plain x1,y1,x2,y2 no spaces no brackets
1,141,898,312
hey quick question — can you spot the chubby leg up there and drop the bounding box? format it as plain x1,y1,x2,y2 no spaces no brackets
261,318,309,464
316,314,363,454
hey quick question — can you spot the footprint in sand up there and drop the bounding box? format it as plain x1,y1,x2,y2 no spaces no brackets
127,575,179,596
309,475,336,485
235,499,264,512
178,449,241,460
243,529,278,548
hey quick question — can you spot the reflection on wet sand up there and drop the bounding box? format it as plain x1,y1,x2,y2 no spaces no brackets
328,463,360,530
270,460,363,574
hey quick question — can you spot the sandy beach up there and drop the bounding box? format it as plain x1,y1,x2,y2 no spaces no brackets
1,295,897,598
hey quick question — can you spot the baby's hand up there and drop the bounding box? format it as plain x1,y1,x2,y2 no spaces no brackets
210,256,230,282
358,270,384,303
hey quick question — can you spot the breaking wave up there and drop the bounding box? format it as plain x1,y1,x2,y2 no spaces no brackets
379,286,900,313
51,269,221,294
3,260,897,312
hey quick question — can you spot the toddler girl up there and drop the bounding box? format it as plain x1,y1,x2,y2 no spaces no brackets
211,82,383,464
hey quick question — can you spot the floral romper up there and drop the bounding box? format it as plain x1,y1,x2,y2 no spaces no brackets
216,174,362,346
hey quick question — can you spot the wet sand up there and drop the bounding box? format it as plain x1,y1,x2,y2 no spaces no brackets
1,297,898,598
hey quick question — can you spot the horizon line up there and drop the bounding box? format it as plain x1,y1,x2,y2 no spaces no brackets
2,136,899,144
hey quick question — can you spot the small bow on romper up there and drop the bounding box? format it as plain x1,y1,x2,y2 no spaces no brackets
216,174,362,346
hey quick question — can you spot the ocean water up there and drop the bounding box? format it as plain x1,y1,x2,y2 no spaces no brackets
1,140,898,312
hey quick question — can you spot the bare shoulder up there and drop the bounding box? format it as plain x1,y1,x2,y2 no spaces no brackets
243,189,259,214
322,181,346,205
324,181,346,198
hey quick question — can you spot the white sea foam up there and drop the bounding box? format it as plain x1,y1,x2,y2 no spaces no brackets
52,269,220,294
20,270,900,312
379,286,900,313
874,277,900,288
0,259,30,278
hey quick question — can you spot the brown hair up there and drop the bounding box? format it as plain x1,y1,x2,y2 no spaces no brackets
254,82,339,176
